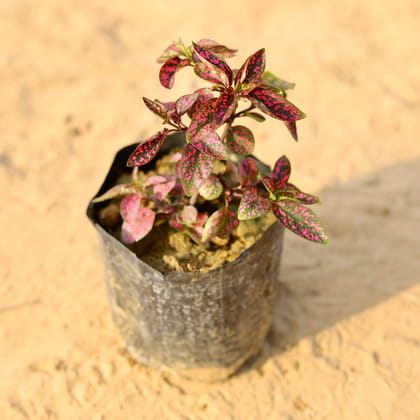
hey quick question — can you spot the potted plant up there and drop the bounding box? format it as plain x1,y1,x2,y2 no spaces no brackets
87,39,328,382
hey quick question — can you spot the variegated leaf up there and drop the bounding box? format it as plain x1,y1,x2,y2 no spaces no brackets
280,184,320,205
272,155,291,187
159,57,190,89
169,214,185,231
226,125,255,156
261,71,295,92
196,39,237,58
175,92,198,116
243,48,266,85
143,97,168,119
248,86,306,122
192,131,227,160
157,43,183,64
186,100,216,142
192,42,233,85
202,207,238,242
234,57,248,86
272,200,328,244
194,62,228,86
260,173,277,194
120,194,142,222
243,111,266,122
127,130,168,167
143,175,176,200
180,144,214,196
177,205,198,226
239,157,259,186
92,184,137,203
222,160,240,187
199,174,223,200
238,187,271,220
214,87,236,126
121,207,156,243
188,88,214,117
285,120,298,141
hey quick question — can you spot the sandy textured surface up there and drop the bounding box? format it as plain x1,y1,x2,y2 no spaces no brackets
1,1,420,419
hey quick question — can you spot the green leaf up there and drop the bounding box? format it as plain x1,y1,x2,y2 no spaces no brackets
92,184,137,203
261,71,295,92
242,111,266,122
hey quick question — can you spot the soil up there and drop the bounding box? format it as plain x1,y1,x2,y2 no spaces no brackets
130,214,275,274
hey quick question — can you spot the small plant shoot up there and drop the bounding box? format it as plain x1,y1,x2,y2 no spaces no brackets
94,39,328,245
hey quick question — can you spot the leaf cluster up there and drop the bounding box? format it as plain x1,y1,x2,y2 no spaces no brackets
95,39,328,245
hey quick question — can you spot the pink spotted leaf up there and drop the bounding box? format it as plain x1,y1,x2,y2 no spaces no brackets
214,87,236,126
127,129,169,167
191,132,227,160
248,86,306,122
169,213,185,231
175,92,198,116
194,62,228,86
226,125,255,156
243,48,266,85
238,187,271,220
279,184,320,205
143,97,168,119
159,57,190,89
188,212,209,244
177,205,198,226
202,206,238,242
180,144,214,196
285,120,298,141
272,155,291,187
121,207,156,243
188,88,214,117
192,42,233,85
196,39,237,58
222,160,240,188
120,194,142,222
239,157,259,187
143,175,176,200
186,100,216,142
157,43,184,64
199,174,223,200
260,173,277,195
272,200,328,244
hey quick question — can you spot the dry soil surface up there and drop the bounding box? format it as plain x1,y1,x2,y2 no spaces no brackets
1,1,420,419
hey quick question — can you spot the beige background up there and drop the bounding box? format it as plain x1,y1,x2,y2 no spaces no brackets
1,0,420,419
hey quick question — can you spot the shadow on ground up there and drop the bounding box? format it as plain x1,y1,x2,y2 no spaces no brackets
240,158,420,373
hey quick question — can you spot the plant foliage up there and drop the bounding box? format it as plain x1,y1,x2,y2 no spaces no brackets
95,39,328,245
